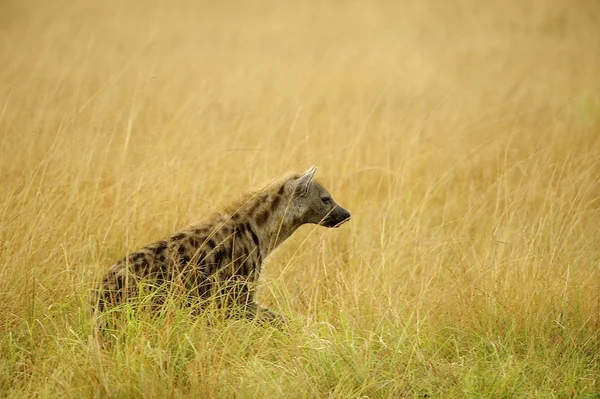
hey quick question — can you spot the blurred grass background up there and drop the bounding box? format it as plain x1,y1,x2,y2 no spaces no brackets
0,0,599,397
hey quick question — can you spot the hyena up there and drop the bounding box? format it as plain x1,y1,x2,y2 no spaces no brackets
92,166,351,327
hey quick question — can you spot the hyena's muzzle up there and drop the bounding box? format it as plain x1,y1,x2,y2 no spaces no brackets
322,205,351,228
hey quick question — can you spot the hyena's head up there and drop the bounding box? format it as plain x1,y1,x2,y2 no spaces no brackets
283,166,351,228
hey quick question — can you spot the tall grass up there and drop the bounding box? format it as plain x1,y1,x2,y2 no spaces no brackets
1,0,599,397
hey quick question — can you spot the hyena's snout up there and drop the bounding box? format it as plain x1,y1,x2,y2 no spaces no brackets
323,205,351,228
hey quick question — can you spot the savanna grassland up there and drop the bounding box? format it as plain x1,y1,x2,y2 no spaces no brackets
1,0,600,397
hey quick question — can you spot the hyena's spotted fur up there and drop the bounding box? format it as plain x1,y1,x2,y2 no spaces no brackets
92,166,351,326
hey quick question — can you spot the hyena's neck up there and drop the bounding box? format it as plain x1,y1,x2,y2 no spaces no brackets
236,186,301,259
258,214,301,256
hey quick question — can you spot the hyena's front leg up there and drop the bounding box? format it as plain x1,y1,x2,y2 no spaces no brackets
223,277,287,327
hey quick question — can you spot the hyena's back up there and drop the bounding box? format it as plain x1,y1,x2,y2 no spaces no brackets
93,216,263,313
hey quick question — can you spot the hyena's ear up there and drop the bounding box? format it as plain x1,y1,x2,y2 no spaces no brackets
296,166,318,197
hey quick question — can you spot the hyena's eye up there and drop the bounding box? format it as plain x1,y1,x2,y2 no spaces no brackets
321,197,332,205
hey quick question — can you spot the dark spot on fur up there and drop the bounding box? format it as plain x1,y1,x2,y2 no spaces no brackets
194,227,207,235
206,239,216,250
278,184,285,195
256,210,269,227
154,240,168,253
114,275,124,290
131,252,145,262
239,259,250,276
248,201,261,216
248,225,260,249
178,245,187,254
236,223,247,237
270,196,281,212
172,233,187,241
213,250,224,263
134,262,147,275
158,262,169,280
204,252,222,275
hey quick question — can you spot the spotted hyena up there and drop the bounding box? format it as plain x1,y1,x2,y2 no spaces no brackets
92,166,351,327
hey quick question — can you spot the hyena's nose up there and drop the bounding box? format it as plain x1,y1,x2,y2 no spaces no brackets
340,209,351,221
334,207,351,227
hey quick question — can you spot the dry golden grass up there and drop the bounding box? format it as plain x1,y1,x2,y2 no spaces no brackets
1,0,599,397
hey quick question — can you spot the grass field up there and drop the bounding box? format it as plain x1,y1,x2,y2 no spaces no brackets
1,0,600,397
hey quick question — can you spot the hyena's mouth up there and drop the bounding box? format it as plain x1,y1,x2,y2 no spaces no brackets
323,212,351,228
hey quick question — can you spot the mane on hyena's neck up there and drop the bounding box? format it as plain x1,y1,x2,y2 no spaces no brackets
221,172,301,217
